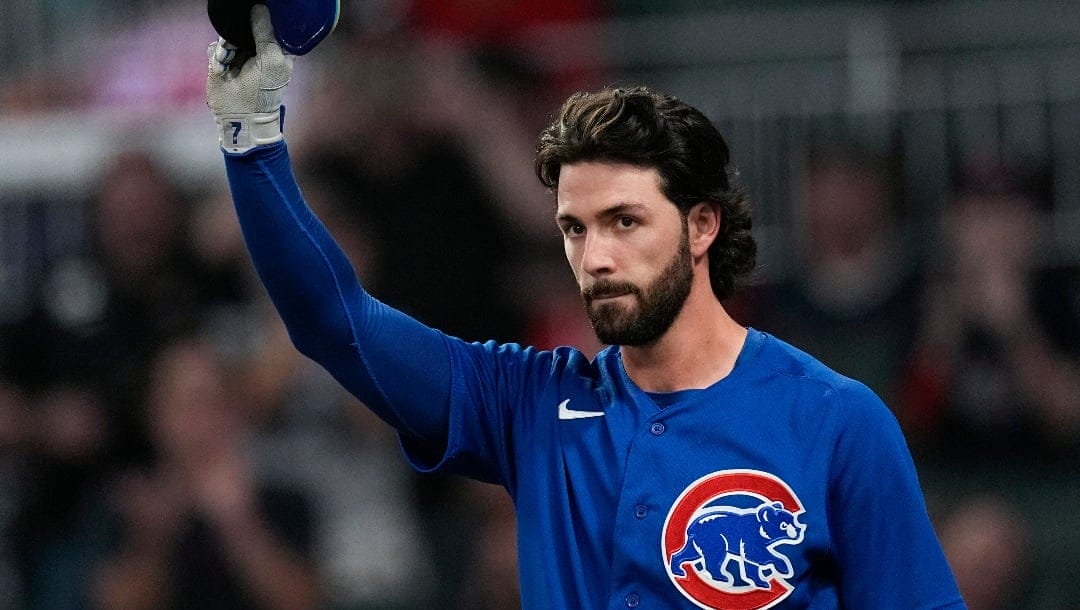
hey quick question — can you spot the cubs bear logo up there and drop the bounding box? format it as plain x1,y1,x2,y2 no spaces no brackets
662,469,806,610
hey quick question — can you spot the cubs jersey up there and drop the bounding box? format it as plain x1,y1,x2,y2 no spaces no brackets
224,142,966,609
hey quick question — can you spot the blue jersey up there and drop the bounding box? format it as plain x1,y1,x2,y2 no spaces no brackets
224,142,965,610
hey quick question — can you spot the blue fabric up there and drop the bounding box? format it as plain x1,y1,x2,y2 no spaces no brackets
224,143,966,610
208,0,338,55
266,0,339,55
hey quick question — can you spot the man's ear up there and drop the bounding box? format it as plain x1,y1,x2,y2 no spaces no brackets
687,201,721,258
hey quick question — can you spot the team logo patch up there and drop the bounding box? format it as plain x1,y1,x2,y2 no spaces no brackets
662,469,806,610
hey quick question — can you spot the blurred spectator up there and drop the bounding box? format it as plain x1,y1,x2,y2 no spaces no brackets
450,481,520,610
756,142,920,405
90,337,320,610
901,159,1080,462
12,150,243,466
406,0,606,103
187,188,259,306
120,174,439,607
294,32,529,344
232,306,438,610
185,187,273,367
10,385,112,609
0,380,30,609
938,495,1032,610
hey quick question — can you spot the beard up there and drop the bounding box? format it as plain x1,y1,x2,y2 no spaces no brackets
582,227,694,346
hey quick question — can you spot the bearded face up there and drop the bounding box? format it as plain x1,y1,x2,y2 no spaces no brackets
582,225,693,346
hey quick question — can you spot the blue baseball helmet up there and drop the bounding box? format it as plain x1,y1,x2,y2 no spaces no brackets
208,0,340,56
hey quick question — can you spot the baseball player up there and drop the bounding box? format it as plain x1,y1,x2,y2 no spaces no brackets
207,8,965,609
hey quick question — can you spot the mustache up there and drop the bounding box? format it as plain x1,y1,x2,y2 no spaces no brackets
582,280,639,303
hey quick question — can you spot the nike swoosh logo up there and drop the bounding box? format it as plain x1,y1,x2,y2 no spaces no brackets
558,399,605,420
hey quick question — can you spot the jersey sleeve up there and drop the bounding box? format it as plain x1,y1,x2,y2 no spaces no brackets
827,381,966,609
401,340,555,489
223,142,453,444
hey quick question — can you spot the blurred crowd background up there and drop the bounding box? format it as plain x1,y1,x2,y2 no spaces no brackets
0,1,1078,609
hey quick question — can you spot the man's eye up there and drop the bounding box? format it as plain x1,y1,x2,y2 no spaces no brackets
564,224,584,236
618,217,635,228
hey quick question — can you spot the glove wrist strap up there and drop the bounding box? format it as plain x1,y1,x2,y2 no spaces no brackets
216,109,282,153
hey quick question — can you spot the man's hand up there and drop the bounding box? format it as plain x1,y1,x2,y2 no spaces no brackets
207,5,294,153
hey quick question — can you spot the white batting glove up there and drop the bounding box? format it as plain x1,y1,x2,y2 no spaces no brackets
206,5,294,153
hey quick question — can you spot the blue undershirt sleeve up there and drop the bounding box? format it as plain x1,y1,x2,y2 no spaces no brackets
222,142,451,443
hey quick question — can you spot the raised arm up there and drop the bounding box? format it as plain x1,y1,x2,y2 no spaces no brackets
206,6,450,443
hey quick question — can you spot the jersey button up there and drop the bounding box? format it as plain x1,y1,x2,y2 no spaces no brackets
650,422,666,435
625,593,640,608
634,504,648,519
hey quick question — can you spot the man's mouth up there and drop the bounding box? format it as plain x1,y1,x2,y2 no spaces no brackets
585,288,633,304
591,292,628,301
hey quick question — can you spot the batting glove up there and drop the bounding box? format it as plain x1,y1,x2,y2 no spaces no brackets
207,5,294,153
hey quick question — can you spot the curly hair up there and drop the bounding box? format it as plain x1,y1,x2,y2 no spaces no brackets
535,86,756,301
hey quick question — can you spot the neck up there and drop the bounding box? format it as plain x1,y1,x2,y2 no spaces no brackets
619,278,747,393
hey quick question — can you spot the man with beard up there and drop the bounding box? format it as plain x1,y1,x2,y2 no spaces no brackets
206,8,964,609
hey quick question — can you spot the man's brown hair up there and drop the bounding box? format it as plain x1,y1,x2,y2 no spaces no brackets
535,86,756,300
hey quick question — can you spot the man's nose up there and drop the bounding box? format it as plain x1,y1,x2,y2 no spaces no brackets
580,232,615,277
